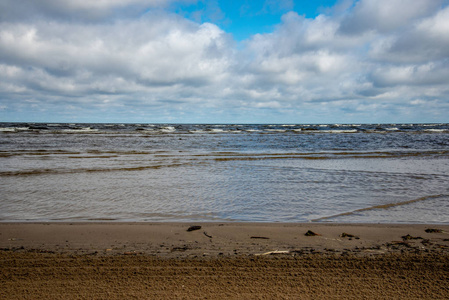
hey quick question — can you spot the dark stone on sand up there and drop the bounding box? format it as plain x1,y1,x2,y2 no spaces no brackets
425,228,442,233
171,246,189,252
250,236,270,239
402,234,423,240
340,232,359,238
187,225,202,232
305,230,320,236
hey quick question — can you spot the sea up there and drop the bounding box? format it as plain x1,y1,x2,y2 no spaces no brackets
1,122,448,224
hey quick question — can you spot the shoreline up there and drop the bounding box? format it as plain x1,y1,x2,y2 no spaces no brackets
2,223,449,299
2,222,449,257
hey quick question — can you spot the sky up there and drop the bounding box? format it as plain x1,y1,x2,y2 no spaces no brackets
1,0,449,124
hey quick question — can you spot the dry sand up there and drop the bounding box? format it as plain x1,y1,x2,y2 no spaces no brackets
1,223,449,299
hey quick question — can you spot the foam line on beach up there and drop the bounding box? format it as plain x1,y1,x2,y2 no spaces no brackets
312,194,447,222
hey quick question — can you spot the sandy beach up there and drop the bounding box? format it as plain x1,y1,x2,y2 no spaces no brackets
1,223,449,299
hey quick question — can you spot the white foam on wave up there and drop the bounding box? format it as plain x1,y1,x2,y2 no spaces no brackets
320,129,358,133
265,129,286,132
0,127,16,132
160,126,176,132
62,127,99,133
0,127,29,132
423,123,444,126
425,129,447,132
189,130,206,134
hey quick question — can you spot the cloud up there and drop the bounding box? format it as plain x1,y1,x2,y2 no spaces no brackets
339,0,443,34
1,0,449,123
0,0,188,22
0,12,233,88
369,5,449,63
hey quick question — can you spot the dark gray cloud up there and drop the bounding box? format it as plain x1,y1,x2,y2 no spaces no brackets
0,0,179,22
338,0,443,34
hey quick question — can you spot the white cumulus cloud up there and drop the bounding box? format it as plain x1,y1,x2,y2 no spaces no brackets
0,0,448,123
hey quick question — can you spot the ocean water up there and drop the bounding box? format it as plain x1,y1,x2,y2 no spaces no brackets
1,123,448,223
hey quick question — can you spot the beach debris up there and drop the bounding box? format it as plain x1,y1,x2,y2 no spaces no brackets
402,234,423,240
203,231,213,238
425,228,443,233
387,241,413,249
305,230,320,236
172,245,189,252
421,239,432,246
187,225,202,232
340,233,359,239
250,236,270,239
255,250,290,256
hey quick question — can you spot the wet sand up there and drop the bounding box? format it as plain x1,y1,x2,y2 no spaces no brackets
1,223,449,299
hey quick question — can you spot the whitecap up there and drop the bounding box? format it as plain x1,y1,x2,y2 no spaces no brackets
425,129,447,132
160,126,176,132
0,127,16,132
62,127,99,133
320,129,358,133
265,129,286,132
189,130,206,134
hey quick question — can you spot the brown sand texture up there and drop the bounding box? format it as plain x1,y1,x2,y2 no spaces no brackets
1,223,449,299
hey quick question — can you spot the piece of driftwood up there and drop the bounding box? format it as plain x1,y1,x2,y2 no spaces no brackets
305,230,320,236
187,225,202,232
255,250,289,256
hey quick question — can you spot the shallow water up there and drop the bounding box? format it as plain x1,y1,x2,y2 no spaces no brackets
1,123,448,223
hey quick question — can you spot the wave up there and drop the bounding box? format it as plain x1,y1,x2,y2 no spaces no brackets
312,194,447,222
61,127,99,133
425,129,448,133
0,162,190,177
1,122,448,135
319,129,358,133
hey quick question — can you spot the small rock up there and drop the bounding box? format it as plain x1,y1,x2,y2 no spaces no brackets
171,246,189,252
402,234,423,240
305,230,320,236
187,225,202,232
340,232,359,238
425,228,442,233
